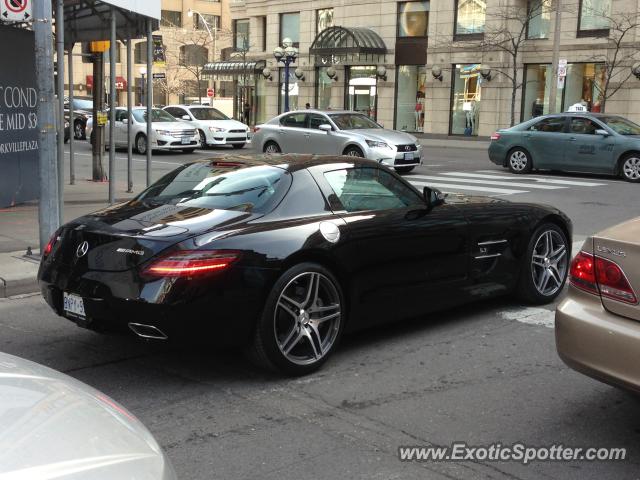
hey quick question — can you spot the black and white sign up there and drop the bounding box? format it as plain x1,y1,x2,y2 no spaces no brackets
1,0,31,22
0,25,38,207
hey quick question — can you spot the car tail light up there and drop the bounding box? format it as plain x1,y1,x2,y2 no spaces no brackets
490,132,501,141
569,251,637,304
142,250,240,277
43,231,60,258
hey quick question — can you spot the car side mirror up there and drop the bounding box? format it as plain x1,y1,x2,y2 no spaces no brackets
182,115,191,121
423,186,445,210
595,129,609,137
318,124,332,132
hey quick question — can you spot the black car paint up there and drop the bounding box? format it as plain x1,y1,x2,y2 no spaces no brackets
39,155,572,344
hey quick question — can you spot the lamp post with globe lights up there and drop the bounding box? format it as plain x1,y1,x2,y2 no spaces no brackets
274,38,298,112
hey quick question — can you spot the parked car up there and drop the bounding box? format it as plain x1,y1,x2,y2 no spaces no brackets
252,110,423,174
87,107,199,154
64,96,93,140
0,351,176,479
489,113,640,182
163,104,249,149
38,155,571,375
64,119,70,143
556,216,640,392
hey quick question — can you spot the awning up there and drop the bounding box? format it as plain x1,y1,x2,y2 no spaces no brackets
202,60,267,77
309,26,387,65
86,75,127,90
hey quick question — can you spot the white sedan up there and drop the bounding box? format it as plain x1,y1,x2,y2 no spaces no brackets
163,105,249,149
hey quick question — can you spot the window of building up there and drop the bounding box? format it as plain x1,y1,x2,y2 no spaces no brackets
397,2,429,37
346,66,377,120
259,16,267,51
179,45,209,66
280,12,300,46
395,65,426,132
134,41,147,64
316,8,334,34
104,41,122,64
234,19,250,50
578,0,611,34
527,0,551,39
522,64,552,121
316,67,333,110
450,64,481,135
454,0,486,37
194,13,220,31
160,10,181,28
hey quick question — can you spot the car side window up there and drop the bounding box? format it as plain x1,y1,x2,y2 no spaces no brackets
308,114,330,130
165,107,183,119
570,117,599,135
529,117,566,133
280,113,307,128
323,167,423,213
115,110,127,122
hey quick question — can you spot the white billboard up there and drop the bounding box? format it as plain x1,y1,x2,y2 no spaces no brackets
100,0,160,20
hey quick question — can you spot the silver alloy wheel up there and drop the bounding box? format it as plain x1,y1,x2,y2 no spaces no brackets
509,150,528,171
345,148,363,157
273,271,341,366
622,156,640,181
264,143,280,153
531,230,568,296
137,135,147,154
74,122,83,139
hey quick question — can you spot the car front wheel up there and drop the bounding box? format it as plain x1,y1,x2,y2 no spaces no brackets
507,148,532,174
344,146,364,157
74,121,85,140
135,134,147,155
249,263,344,375
620,154,640,183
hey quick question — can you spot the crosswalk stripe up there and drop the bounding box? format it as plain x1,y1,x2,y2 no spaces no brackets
452,171,608,187
408,175,564,190
408,180,527,196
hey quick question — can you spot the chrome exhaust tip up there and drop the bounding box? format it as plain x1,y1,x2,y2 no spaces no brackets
128,323,168,340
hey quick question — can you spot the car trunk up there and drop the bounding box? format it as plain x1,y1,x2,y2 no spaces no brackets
592,217,640,322
54,201,257,272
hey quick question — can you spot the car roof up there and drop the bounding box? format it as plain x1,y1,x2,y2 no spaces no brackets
185,154,381,173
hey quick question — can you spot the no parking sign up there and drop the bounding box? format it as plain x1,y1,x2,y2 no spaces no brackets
1,0,31,22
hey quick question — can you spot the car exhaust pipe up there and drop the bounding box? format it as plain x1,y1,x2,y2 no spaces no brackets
128,323,168,340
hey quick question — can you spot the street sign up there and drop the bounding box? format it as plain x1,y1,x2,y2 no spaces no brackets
1,0,31,22
152,72,166,79
96,112,108,127
558,58,567,78
207,88,214,98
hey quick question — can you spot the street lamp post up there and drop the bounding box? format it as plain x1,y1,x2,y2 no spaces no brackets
274,38,298,112
139,67,147,105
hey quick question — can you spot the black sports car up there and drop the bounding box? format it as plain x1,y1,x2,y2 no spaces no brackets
39,156,572,375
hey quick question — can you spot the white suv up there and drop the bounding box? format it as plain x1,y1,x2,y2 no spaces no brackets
164,105,249,149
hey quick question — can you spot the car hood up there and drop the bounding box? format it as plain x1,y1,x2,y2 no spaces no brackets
148,121,193,131
0,352,175,480
347,128,418,145
195,119,247,130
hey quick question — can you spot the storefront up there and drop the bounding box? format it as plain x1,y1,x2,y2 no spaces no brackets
346,66,378,119
521,62,606,121
450,64,482,135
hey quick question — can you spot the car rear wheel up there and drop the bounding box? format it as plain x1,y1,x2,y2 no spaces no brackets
249,263,344,375
395,166,415,174
135,134,147,155
263,141,281,154
198,130,207,149
507,148,532,174
620,154,640,183
344,146,364,157
516,223,569,304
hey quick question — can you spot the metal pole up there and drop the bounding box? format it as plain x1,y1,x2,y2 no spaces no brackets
548,0,563,114
55,0,64,225
284,59,290,112
67,45,75,185
108,8,116,204
126,39,133,192
146,19,153,186
140,73,145,105
35,0,60,250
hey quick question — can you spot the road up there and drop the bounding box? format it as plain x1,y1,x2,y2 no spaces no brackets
1,141,639,479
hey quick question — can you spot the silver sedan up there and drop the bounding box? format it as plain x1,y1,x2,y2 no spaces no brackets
251,110,424,173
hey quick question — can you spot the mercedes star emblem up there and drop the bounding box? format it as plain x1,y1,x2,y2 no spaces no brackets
76,241,89,258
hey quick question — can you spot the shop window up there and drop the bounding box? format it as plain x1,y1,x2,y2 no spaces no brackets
317,8,334,34
527,0,551,39
522,64,552,121
450,64,481,135
234,19,250,51
454,0,486,38
346,66,377,120
278,68,299,113
315,67,333,110
280,13,300,46
161,10,181,28
578,0,611,35
395,65,426,132
398,2,429,37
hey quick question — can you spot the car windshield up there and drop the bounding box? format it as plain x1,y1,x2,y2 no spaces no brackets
190,108,229,121
71,99,93,110
132,108,177,123
329,114,381,130
598,116,640,135
135,163,290,213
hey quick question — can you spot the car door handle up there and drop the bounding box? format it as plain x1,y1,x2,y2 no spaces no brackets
568,137,577,141
278,129,286,134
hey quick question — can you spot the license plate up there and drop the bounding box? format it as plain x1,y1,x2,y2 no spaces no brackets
181,137,190,144
404,152,415,161
63,292,86,318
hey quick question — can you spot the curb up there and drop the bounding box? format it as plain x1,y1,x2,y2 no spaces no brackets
0,252,41,299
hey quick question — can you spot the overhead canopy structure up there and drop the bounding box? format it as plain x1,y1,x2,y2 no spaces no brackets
309,26,387,65
202,60,267,78
61,0,160,44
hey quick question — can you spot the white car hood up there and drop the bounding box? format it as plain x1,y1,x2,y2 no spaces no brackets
0,352,175,480
149,120,193,131
194,119,248,131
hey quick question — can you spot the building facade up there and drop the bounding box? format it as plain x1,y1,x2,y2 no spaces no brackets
227,0,640,135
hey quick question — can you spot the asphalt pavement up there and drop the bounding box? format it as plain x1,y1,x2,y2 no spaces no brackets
1,139,639,479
